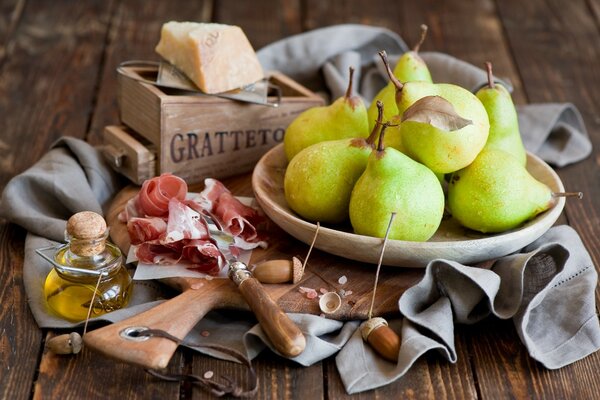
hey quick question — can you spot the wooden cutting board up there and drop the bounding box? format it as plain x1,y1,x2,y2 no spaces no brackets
83,186,424,369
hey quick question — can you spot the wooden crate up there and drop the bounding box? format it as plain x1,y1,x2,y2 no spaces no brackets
108,65,324,185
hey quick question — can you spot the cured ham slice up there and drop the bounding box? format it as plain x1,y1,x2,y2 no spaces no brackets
119,173,187,221
164,198,210,243
198,178,265,244
181,239,222,274
136,241,184,265
135,238,222,275
127,217,167,245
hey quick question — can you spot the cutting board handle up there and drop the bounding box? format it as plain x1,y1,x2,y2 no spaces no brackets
83,279,241,369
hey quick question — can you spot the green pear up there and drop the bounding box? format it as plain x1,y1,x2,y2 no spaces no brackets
284,101,384,223
349,123,444,241
284,67,369,161
476,62,527,165
379,51,490,174
448,149,557,233
367,24,433,131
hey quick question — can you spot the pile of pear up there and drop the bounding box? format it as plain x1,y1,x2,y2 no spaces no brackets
283,26,578,242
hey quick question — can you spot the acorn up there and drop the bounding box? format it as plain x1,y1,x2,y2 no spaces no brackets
252,257,304,284
47,332,83,355
360,317,400,362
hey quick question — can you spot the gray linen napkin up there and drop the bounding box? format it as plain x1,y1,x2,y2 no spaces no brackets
338,226,600,393
1,24,597,395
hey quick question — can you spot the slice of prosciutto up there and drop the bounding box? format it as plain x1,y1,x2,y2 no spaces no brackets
119,173,187,221
127,217,167,245
198,178,266,246
164,197,210,243
135,238,222,275
181,239,223,274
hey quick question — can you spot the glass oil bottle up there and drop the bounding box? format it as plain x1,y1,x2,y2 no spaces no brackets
38,211,132,322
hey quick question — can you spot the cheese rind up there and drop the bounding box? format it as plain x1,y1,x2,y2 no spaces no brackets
155,21,264,94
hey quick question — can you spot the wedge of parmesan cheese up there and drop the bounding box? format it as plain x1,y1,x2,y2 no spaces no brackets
155,21,264,94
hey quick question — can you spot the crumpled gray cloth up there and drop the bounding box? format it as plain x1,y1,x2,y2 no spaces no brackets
258,24,592,167
1,24,597,395
338,225,600,393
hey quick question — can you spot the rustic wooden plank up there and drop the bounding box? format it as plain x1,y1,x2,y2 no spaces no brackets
188,351,324,400
1,0,115,398
214,0,302,50
0,0,25,63
86,0,214,145
464,0,600,399
303,0,526,104
0,223,41,400
496,0,600,288
464,317,600,399
0,0,114,189
34,336,183,399
588,0,600,26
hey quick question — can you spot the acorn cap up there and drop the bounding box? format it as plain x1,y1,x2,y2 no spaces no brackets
360,317,388,342
291,257,304,284
319,292,342,314
66,211,107,256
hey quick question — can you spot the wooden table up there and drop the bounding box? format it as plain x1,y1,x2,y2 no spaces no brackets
1,1,599,398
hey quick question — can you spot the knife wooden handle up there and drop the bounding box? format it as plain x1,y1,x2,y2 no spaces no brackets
237,276,306,357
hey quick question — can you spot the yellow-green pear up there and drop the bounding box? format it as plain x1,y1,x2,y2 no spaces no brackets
284,101,384,223
284,67,369,161
447,149,579,233
476,62,527,165
349,123,444,241
367,24,433,131
379,51,490,174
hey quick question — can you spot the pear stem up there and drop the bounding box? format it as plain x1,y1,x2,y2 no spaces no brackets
485,61,495,89
378,50,404,93
413,24,429,53
377,122,391,152
552,192,584,199
367,212,397,320
366,100,385,147
345,66,355,99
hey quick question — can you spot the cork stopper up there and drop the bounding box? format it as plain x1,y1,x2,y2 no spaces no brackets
66,211,107,256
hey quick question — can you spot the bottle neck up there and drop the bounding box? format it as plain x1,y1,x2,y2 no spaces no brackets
54,241,122,280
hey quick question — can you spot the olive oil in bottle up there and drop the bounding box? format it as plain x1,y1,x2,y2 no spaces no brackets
42,211,132,322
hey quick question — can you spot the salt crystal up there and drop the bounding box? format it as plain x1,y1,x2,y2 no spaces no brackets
345,290,353,296
201,330,210,337
306,291,318,299
319,313,326,318
203,371,214,379
338,275,347,285
319,288,328,294
339,289,346,297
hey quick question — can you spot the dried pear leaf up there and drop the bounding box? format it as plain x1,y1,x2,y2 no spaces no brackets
401,95,473,131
